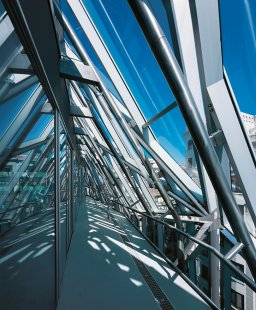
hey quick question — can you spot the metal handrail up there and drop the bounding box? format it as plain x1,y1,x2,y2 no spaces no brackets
114,202,256,293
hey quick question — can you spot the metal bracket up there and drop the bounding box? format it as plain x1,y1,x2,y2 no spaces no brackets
41,101,53,114
70,104,93,118
73,127,87,135
130,200,140,207
225,242,244,260
209,129,225,147
129,119,138,128
60,58,99,85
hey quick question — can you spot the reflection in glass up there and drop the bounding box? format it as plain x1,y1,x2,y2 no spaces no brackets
0,86,37,138
220,0,256,115
150,108,200,186
59,120,70,284
83,0,176,118
63,0,200,187
0,101,55,309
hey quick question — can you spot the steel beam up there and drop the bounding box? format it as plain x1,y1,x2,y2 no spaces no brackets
3,0,75,148
0,75,38,103
71,81,155,215
60,58,98,85
64,0,204,204
54,109,60,302
70,104,92,118
142,101,177,128
128,0,256,279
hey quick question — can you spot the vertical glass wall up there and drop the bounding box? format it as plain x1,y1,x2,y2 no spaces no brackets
0,95,56,309
0,3,84,308
73,155,80,217
59,120,68,285
67,147,72,248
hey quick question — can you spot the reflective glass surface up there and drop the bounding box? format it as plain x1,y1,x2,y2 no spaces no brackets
0,1,255,309
220,0,256,114
59,120,68,284
81,0,176,118
64,0,201,187
0,8,55,309
0,103,55,310
0,86,37,138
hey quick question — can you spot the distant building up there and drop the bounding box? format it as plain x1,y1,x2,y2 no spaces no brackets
183,112,256,186
148,158,167,210
241,112,256,156
183,131,200,186
184,112,256,309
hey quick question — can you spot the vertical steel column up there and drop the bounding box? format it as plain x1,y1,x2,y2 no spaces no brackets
54,109,60,303
128,0,256,280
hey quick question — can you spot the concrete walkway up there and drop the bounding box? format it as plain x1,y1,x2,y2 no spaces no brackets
57,198,210,310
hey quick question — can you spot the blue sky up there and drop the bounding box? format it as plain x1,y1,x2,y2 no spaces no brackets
74,0,187,164
62,0,187,164
74,0,256,164
1,0,255,166
220,0,256,115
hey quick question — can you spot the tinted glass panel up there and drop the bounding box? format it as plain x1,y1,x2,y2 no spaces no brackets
0,104,55,310
220,0,256,115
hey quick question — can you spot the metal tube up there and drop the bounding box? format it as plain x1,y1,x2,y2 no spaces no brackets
128,0,256,280
116,202,256,293
71,81,154,216
93,89,183,227
121,209,220,310
82,134,128,205
225,243,245,260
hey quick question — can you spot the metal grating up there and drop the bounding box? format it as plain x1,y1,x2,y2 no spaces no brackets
110,214,175,310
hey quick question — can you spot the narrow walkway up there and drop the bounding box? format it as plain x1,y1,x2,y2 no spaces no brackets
57,199,210,310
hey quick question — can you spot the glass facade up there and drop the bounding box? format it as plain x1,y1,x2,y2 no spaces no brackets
0,88,56,309
0,1,255,309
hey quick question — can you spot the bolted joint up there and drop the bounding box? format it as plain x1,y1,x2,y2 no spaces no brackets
209,130,225,147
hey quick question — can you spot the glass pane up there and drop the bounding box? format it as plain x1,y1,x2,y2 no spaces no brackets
24,114,53,142
73,155,79,220
66,144,72,247
150,108,200,186
63,0,201,189
220,0,256,115
0,8,55,308
0,104,55,310
0,85,37,138
59,120,68,284
79,0,176,118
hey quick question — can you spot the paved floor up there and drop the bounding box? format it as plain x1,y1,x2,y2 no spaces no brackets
57,198,210,310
